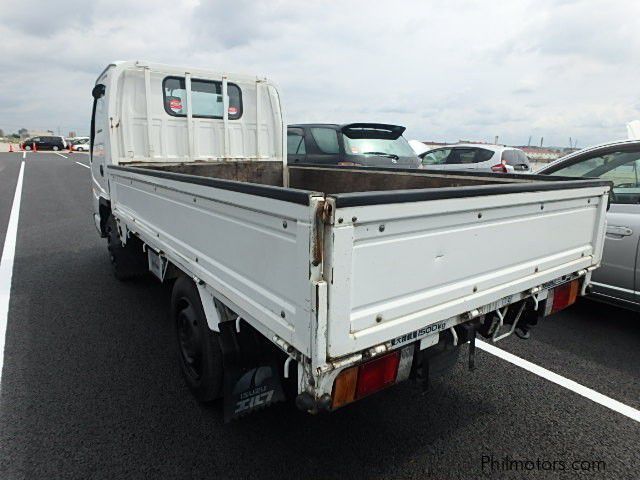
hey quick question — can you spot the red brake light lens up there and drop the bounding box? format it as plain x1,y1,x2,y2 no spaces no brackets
545,279,580,315
355,351,400,399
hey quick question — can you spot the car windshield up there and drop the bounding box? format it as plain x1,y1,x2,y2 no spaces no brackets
342,135,416,158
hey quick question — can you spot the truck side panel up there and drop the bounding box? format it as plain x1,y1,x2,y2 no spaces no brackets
325,186,609,358
108,168,316,355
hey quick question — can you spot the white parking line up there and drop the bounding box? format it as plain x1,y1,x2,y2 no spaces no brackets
0,160,25,386
476,339,640,423
22,152,25,159
75,162,90,169
54,152,68,158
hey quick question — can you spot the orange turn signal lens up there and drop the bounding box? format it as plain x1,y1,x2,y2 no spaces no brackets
331,366,358,409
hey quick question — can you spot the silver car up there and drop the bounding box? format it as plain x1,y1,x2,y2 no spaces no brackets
538,139,640,311
419,144,531,173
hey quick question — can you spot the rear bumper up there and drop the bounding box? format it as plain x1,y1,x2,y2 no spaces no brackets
306,269,590,408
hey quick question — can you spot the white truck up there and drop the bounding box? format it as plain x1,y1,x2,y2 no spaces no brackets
90,61,610,420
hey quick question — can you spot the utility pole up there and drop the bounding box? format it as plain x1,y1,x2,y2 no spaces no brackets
540,137,544,148
527,135,532,147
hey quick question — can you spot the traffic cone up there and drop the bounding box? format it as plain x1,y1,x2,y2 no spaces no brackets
8,144,13,152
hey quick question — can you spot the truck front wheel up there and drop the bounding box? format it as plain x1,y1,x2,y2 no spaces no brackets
105,215,147,280
171,276,224,402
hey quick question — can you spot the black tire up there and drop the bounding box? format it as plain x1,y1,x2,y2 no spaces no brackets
172,276,224,401
106,215,147,280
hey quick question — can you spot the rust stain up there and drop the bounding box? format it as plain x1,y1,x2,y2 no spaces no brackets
312,200,328,267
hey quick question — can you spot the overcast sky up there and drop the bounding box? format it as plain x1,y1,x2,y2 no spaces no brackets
0,0,638,147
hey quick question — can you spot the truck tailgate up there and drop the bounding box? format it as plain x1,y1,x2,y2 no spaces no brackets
324,185,609,358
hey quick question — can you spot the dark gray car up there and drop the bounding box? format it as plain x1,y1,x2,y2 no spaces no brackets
538,139,640,311
287,123,420,169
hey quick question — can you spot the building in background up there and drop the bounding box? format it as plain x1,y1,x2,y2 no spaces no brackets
516,146,578,163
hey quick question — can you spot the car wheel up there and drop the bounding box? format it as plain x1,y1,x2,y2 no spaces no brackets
53,146,59,151
172,276,224,402
25,146,31,151
106,215,147,280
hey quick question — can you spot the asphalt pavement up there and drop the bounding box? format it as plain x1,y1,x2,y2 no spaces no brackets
0,152,638,479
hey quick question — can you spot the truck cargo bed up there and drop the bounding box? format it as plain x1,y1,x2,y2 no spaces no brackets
112,160,607,201
107,162,610,360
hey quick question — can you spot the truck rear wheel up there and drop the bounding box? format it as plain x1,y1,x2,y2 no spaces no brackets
105,215,147,280
171,276,224,402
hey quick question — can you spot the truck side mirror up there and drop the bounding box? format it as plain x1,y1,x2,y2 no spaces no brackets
92,84,106,99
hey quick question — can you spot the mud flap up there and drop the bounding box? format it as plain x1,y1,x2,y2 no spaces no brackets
219,321,285,422
223,362,285,421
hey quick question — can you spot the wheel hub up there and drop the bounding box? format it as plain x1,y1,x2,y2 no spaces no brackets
177,300,203,379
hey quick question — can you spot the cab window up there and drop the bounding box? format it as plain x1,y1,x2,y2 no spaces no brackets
163,77,242,120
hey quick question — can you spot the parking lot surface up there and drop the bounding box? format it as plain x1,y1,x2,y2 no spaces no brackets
0,152,638,479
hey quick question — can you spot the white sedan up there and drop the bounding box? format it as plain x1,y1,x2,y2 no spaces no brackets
70,138,90,152
419,144,531,173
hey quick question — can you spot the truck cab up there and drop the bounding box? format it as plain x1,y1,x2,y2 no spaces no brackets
90,61,284,237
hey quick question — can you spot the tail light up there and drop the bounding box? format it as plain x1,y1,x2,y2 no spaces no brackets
544,279,580,316
356,351,400,398
332,350,403,409
491,160,508,173
331,366,358,409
